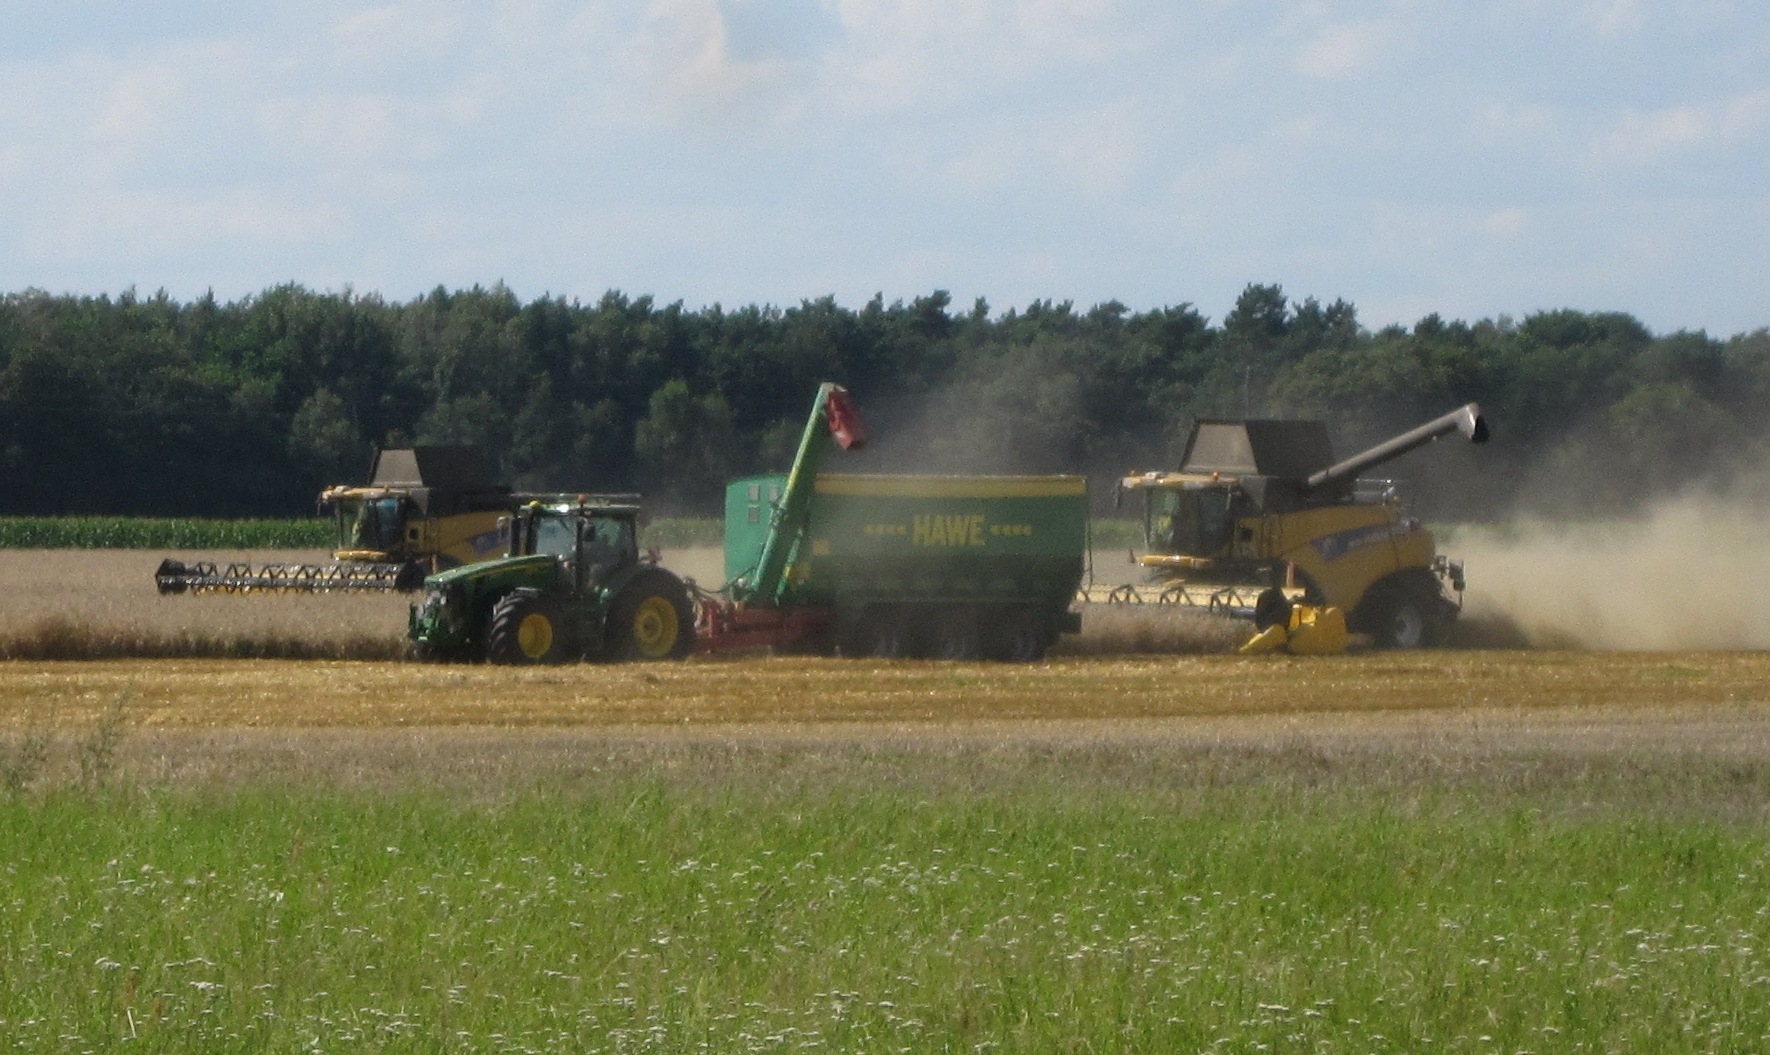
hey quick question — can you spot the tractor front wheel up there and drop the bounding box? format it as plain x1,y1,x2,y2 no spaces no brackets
609,572,695,661
486,592,572,664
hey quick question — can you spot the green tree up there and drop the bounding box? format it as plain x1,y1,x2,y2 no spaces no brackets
288,388,363,485
633,381,739,512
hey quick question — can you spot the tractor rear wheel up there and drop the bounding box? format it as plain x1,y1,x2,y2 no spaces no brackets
608,571,695,661
486,592,572,664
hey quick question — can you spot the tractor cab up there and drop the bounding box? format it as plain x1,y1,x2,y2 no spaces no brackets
503,497,644,591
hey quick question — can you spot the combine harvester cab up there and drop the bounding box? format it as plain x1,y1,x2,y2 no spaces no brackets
155,446,521,595
697,383,1090,662
1103,404,1488,648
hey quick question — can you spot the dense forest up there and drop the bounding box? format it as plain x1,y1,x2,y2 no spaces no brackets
2,282,1765,522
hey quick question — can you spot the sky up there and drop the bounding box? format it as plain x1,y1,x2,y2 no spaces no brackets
3,0,1767,337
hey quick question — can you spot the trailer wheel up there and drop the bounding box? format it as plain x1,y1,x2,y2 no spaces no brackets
984,610,1048,663
842,608,908,659
609,571,695,661
931,607,982,661
486,592,572,664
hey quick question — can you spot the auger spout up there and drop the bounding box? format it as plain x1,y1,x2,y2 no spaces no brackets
1305,403,1488,496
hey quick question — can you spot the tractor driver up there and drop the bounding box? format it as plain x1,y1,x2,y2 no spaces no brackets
578,518,633,585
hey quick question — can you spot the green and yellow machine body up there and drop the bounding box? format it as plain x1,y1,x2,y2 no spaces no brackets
701,383,1088,661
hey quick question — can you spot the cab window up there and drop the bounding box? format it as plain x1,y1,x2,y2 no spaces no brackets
533,516,578,560
1147,488,1234,557
582,517,634,572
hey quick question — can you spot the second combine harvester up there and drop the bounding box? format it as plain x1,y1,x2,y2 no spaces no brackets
1108,403,1490,648
406,383,1090,664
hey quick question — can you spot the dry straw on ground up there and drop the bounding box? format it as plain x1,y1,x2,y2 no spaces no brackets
0,548,1263,660
0,549,411,659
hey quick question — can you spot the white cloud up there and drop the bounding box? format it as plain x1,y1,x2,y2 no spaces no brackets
1581,0,1646,36
932,98,1149,199
1596,106,1709,161
1473,101,1559,146
1720,87,1770,141
90,64,183,150
1592,88,1770,163
1290,17,1401,80
822,0,1139,111
25,185,347,263
328,3,464,64
628,0,806,125
1482,206,1529,236
2,0,1769,335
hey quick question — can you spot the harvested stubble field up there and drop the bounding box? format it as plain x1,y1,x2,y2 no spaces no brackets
7,547,1770,1052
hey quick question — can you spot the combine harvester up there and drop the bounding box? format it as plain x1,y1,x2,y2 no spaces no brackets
406,383,1089,664
154,447,548,595
1089,404,1489,650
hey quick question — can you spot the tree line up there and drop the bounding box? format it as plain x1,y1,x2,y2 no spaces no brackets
2,282,1765,521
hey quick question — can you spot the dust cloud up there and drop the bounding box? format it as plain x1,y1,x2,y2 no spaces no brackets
1451,490,1770,650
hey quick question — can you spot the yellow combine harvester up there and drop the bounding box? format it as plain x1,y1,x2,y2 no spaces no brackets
155,447,549,594
1095,404,1489,648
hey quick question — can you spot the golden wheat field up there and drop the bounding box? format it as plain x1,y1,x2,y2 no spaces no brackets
4,546,1770,770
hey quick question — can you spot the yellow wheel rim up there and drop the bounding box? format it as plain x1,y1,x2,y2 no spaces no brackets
517,612,555,659
630,596,679,659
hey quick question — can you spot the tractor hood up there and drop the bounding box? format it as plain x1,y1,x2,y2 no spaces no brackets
423,553,563,591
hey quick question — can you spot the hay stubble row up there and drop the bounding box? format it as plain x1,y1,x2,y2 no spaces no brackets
6,549,1770,765
8,650,1770,738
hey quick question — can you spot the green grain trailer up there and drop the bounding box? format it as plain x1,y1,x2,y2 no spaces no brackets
698,384,1088,661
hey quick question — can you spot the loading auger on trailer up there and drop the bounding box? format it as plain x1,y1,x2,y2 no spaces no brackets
404,382,1090,665
696,383,1089,662
155,447,545,595
1090,404,1489,648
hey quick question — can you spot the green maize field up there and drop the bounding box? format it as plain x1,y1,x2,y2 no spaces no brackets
0,517,334,550
0,516,724,552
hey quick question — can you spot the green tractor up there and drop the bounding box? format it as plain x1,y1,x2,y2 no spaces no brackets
407,495,696,664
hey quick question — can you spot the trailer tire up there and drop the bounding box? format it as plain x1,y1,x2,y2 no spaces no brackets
842,608,909,659
486,592,572,664
609,571,695,662
985,609,1049,663
931,607,983,661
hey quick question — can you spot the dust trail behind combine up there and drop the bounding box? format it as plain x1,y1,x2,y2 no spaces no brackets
1453,492,1770,650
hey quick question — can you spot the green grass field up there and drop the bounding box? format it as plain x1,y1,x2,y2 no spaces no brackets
4,726,1769,1054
